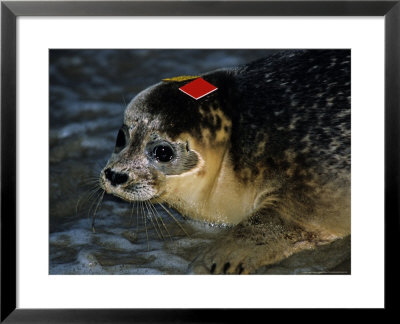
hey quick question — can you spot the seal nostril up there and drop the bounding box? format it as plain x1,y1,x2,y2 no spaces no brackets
104,168,128,186
104,168,113,182
114,172,128,185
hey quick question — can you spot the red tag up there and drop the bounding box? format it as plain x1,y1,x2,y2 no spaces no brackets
179,78,218,100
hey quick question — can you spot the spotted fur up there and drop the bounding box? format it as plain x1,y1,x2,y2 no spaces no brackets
100,50,351,274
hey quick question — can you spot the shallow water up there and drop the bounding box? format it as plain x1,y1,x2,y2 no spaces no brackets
49,49,350,275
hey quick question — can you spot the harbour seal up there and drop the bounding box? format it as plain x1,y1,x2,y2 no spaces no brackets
100,50,351,274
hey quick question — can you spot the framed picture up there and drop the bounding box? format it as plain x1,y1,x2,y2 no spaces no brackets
1,0,398,321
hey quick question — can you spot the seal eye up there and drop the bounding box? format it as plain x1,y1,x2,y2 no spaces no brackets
114,126,127,153
153,145,174,162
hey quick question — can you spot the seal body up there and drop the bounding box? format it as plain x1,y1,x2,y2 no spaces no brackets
100,50,350,274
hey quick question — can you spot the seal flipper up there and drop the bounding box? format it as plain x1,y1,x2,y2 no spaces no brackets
191,208,329,274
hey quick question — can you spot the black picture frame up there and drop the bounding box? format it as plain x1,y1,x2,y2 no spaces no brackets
1,0,398,321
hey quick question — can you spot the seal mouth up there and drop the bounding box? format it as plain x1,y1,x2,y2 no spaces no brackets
100,176,159,202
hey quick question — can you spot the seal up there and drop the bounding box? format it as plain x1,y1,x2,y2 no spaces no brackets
100,50,351,274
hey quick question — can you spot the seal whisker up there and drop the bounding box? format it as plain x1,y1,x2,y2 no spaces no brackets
146,200,164,239
135,201,140,234
75,183,102,213
76,186,102,217
149,201,171,238
86,188,103,218
128,202,135,226
75,192,90,217
139,201,145,226
138,201,149,250
142,201,150,251
152,202,173,240
149,201,172,240
94,159,108,172
80,178,102,185
144,201,162,240
157,200,190,237
91,190,105,233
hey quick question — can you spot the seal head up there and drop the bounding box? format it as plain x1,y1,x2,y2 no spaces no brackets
100,71,242,223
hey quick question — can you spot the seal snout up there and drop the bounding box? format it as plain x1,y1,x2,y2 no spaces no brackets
104,168,129,186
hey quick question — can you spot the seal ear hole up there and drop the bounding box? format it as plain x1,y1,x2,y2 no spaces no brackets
186,141,190,152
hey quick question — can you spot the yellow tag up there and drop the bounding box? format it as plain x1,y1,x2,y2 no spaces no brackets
162,75,200,82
